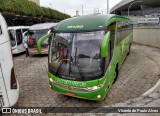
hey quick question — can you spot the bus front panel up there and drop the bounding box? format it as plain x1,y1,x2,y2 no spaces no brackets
48,31,112,100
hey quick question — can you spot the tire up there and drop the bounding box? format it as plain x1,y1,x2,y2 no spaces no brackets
113,65,118,84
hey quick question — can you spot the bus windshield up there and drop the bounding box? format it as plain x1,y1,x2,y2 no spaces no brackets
8,30,16,47
49,31,105,81
28,29,49,47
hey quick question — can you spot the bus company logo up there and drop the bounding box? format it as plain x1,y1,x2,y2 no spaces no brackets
55,78,86,87
67,25,84,29
2,108,11,113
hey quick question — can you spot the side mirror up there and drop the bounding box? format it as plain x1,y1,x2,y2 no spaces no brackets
100,31,110,58
23,31,29,43
37,33,53,54
48,37,52,45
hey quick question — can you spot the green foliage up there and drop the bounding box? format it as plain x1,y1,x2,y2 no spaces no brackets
41,7,50,17
0,0,70,20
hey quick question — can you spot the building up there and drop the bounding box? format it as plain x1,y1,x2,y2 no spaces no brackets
29,0,40,6
110,0,160,49
110,0,160,16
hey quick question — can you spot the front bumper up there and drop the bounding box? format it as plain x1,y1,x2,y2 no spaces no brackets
49,79,107,101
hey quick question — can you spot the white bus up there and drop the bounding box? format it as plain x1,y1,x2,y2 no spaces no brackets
8,26,29,54
24,23,57,55
0,14,19,108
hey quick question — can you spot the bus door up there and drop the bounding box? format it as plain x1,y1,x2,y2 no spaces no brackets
22,29,29,42
0,64,9,107
8,29,16,49
23,31,28,44
28,30,49,50
15,29,25,53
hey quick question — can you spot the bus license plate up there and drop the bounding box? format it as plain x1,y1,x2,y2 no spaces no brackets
66,92,75,97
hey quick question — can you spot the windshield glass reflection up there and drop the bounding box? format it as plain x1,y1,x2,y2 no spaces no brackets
49,31,105,81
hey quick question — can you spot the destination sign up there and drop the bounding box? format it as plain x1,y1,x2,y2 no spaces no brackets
138,18,159,24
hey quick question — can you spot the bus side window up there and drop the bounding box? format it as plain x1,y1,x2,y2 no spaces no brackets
104,42,111,70
22,29,28,33
0,26,2,35
16,29,23,45
107,23,116,58
117,21,133,44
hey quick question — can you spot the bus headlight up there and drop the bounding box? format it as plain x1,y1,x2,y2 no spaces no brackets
97,95,101,99
49,78,54,83
86,80,106,91
86,86,100,91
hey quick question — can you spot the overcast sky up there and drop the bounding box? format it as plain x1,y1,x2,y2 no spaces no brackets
40,0,122,16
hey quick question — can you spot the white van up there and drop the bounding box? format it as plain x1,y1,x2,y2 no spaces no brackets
0,14,19,107
24,23,57,55
8,26,29,54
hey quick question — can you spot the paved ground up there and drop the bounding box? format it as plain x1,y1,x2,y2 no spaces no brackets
3,43,160,115
82,44,160,116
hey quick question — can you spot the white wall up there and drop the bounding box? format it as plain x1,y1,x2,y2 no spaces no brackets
133,27,160,48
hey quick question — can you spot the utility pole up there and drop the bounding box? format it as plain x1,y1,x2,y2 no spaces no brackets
107,0,109,14
50,3,52,8
82,5,84,15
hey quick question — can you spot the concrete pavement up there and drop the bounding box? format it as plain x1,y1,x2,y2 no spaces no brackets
82,44,160,116
1,43,160,116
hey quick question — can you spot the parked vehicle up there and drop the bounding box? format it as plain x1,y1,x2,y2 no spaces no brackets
8,26,29,54
0,14,19,107
37,14,133,100
25,23,57,55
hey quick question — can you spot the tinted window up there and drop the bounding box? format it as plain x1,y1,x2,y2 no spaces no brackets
107,23,116,58
8,30,16,47
50,31,104,81
117,21,133,44
16,29,22,45
22,29,28,33
29,30,49,45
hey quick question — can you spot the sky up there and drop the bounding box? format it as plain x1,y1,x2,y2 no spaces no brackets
40,0,122,16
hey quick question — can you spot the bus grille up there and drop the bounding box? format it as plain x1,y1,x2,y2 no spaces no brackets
50,80,89,92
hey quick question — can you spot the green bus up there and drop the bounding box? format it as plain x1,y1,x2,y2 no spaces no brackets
37,14,133,101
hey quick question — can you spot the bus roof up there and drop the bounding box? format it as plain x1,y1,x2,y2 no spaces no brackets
29,23,57,31
8,26,29,30
55,14,130,32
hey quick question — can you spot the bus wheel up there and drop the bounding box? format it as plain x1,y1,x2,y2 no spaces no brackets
127,44,131,56
113,65,118,84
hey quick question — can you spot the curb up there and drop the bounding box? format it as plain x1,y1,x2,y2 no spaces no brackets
143,77,160,96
